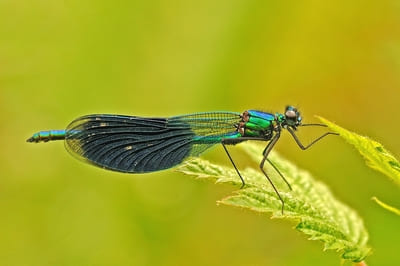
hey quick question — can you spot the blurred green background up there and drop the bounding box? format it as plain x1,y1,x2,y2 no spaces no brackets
1,0,399,265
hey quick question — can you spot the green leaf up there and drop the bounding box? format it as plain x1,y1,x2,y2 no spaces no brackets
371,197,400,216
317,116,400,186
176,142,371,262
317,117,400,215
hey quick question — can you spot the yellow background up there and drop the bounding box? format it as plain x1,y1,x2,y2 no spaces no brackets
1,1,399,265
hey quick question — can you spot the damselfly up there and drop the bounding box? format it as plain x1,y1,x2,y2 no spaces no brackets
27,106,337,212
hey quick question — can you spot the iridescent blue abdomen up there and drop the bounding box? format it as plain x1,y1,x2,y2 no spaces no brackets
27,130,66,143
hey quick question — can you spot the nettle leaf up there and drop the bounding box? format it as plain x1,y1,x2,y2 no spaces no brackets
317,117,400,216
372,197,400,216
317,116,400,186
176,142,371,262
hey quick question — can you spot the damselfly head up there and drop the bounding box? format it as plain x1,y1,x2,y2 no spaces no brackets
284,106,302,128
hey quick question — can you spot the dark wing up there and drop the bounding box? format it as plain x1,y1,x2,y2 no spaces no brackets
65,112,241,173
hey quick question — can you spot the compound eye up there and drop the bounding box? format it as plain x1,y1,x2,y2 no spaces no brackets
285,110,296,118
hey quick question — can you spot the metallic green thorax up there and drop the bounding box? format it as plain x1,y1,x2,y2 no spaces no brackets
238,110,277,139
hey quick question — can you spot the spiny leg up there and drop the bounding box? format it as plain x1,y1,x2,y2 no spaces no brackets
259,133,287,214
266,158,292,191
221,140,246,188
222,135,291,213
287,127,338,150
300,123,328,127
221,137,278,189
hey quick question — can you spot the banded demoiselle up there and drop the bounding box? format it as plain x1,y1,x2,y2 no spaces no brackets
27,106,337,212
